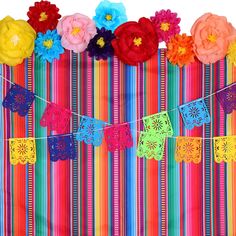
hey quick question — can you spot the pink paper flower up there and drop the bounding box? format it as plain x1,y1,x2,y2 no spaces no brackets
150,9,181,43
191,13,236,64
57,13,97,53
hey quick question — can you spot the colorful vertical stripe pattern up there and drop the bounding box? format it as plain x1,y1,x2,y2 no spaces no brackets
0,49,235,235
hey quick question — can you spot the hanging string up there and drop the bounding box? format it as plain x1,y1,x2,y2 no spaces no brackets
1,74,235,126
0,74,235,137
1,133,225,141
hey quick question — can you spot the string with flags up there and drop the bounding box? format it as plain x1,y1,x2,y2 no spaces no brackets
0,74,235,165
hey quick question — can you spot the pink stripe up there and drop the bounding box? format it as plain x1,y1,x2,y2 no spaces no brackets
53,60,59,235
87,55,93,236
113,57,120,236
160,51,167,235
185,65,192,236
218,59,226,235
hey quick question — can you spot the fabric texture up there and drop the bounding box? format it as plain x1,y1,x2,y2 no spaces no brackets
0,49,235,235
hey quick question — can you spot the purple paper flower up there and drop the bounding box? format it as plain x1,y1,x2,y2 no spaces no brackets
87,27,115,60
150,9,181,43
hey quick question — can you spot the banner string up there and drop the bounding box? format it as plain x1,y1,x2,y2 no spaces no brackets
0,74,235,140
0,133,226,141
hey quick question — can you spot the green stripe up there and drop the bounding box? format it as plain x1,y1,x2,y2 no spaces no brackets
168,63,180,236
34,57,48,235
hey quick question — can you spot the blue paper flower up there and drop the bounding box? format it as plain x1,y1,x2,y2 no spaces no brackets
35,30,64,63
93,0,127,32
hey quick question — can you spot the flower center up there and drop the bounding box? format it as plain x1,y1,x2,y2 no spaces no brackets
178,46,186,55
160,22,170,31
96,37,105,48
71,27,81,36
133,37,142,47
11,35,20,46
39,12,48,22
43,39,53,49
208,34,217,43
105,14,112,21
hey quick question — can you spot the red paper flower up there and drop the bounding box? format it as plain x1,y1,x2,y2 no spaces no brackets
27,0,61,33
111,17,158,65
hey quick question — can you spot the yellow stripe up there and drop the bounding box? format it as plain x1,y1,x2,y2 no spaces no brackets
94,60,101,235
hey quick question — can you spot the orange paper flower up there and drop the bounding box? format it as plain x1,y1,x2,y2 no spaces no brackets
167,33,195,67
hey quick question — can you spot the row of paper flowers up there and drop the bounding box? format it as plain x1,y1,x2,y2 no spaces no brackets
1,0,236,67
3,82,236,164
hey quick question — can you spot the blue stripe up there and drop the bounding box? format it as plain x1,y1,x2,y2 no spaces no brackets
125,65,137,236
0,65,4,235
204,64,212,236
25,60,29,236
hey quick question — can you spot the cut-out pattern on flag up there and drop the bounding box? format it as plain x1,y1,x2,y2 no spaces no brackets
178,98,211,130
142,111,173,137
213,136,236,163
40,103,72,133
9,138,36,165
137,131,165,160
48,134,76,162
104,123,133,152
175,136,202,163
2,84,35,116
76,116,105,146
216,83,236,114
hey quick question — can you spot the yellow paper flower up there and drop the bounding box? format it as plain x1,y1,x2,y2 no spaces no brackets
0,16,36,66
227,41,236,65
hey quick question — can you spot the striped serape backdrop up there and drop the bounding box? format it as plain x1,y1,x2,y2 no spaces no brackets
0,49,235,235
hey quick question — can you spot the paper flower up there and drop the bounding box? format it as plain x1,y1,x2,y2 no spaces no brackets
35,30,64,63
87,27,115,60
150,9,181,43
167,34,195,67
93,0,127,32
57,13,97,53
227,41,236,65
0,16,36,66
191,13,236,64
112,17,158,66
27,0,61,33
